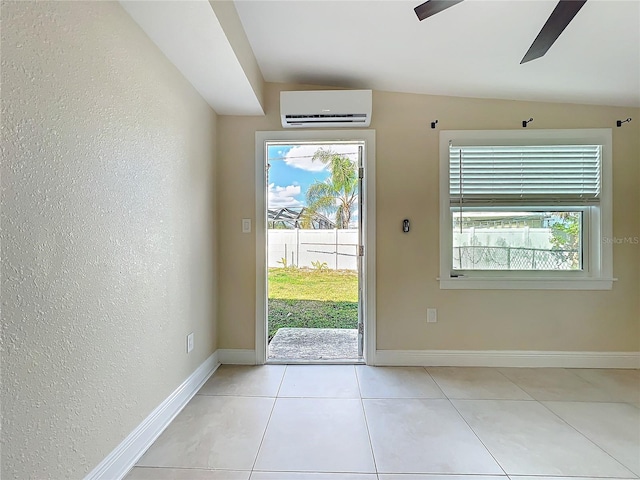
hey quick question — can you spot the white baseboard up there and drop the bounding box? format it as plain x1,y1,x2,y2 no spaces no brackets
217,348,257,365
374,349,640,369
85,351,220,480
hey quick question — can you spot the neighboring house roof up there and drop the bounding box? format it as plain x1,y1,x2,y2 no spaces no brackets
268,207,336,230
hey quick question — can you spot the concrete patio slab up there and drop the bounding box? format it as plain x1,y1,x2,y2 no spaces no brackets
268,328,358,361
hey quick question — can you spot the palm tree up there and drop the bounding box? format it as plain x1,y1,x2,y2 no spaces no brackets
304,148,358,229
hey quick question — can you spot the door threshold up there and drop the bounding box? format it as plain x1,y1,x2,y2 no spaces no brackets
267,358,365,365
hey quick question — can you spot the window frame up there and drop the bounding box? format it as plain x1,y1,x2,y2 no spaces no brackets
439,129,613,290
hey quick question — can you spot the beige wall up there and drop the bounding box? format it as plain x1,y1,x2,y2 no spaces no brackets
1,2,218,478
218,83,639,353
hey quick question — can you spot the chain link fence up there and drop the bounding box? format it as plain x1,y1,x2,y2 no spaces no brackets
454,245,579,270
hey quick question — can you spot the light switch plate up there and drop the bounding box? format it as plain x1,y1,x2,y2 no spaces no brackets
242,218,251,233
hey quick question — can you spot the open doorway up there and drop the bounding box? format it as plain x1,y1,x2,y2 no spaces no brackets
265,141,364,362
255,130,376,365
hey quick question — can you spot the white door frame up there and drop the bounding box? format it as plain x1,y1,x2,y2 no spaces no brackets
255,130,377,365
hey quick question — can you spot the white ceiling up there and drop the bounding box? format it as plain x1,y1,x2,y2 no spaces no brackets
234,0,640,107
121,0,264,115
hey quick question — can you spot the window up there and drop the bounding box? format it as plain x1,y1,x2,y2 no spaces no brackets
452,210,585,271
439,129,613,290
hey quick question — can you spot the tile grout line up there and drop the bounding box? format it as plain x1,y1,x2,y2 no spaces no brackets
536,399,638,477
507,476,639,480
445,397,510,477
248,365,289,474
403,365,636,478
355,365,381,476
495,366,639,474
275,364,288,398
571,368,640,404
497,367,635,404
131,465,252,472
493,367,539,400
421,366,449,399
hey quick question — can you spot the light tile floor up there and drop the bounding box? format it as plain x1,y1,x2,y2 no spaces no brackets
127,365,640,480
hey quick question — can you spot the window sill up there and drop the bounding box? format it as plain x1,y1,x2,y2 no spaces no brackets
439,277,615,290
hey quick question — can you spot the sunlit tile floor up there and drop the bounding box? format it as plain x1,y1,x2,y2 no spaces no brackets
126,365,640,480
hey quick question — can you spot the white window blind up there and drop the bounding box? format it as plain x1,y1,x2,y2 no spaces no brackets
449,144,601,206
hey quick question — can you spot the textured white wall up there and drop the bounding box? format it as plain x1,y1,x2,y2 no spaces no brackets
1,2,218,478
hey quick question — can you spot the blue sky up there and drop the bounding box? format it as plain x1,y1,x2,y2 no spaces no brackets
267,143,360,211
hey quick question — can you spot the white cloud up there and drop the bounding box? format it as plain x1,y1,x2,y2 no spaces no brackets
268,183,302,208
283,144,359,172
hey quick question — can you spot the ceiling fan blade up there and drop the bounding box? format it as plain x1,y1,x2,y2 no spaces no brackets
414,0,464,21
521,0,587,64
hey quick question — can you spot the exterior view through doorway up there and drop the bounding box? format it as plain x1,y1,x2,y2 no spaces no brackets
265,141,364,362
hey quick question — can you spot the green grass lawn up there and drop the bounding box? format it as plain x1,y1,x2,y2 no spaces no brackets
268,268,358,340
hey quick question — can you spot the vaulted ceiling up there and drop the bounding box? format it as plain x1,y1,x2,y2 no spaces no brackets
122,0,640,114
235,0,640,107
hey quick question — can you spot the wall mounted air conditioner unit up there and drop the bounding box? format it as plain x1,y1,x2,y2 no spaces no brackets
280,90,372,128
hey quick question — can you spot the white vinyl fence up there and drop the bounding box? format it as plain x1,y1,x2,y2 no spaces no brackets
268,229,358,270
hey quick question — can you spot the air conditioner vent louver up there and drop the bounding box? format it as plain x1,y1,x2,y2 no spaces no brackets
286,114,367,120
281,90,372,128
